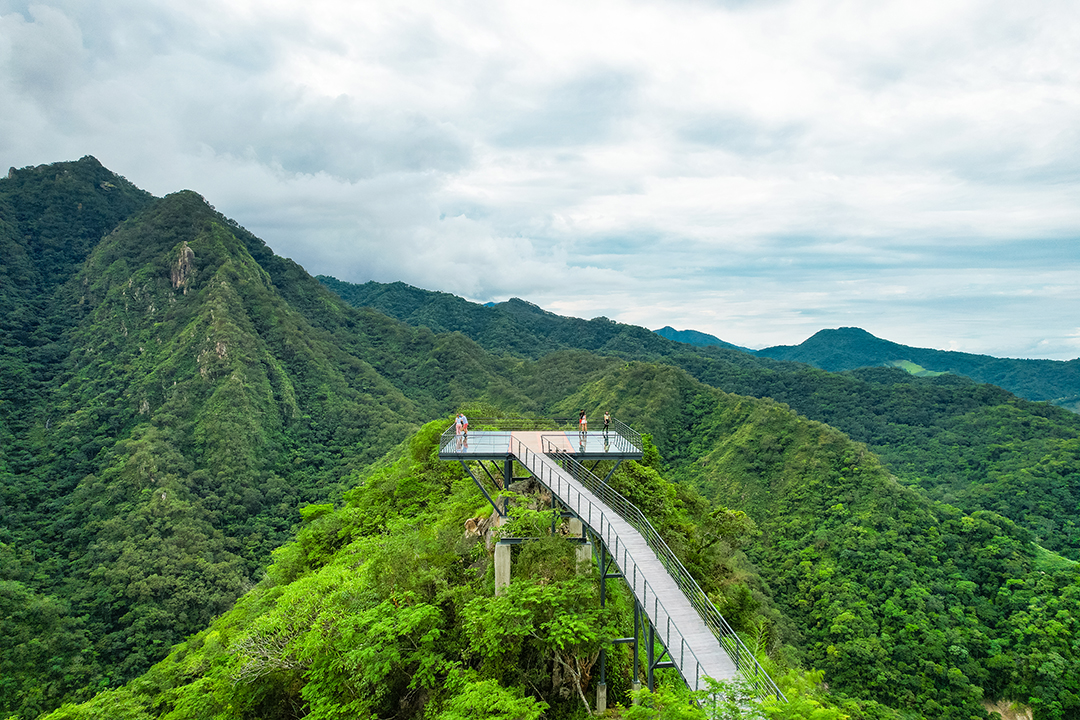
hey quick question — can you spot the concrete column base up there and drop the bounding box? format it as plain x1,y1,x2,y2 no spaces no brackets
493,498,510,527
495,542,511,596
631,682,641,703
596,683,607,714
576,541,593,571
568,516,583,537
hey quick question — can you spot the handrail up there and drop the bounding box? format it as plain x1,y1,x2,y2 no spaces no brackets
609,417,642,453
440,418,563,455
540,430,639,456
439,417,643,457
510,437,784,703
508,436,711,692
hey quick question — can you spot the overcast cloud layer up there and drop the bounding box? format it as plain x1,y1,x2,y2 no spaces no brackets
3,0,1079,359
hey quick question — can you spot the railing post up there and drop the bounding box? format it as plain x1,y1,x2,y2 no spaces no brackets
632,602,641,698
647,621,655,692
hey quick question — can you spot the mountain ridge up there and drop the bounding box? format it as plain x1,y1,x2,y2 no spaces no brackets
756,326,1080,410
321,276,1080,562
653,325,751,352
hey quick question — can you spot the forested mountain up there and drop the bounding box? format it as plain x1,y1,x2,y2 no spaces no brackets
322,278,1080,563
40,385,1080,720
5,158,1080,720
654,325,748,352
0,157,154,473
756,327,1080,411
316,276,735,362
0,161,532,717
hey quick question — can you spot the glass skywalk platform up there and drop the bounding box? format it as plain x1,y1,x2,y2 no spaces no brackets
439,430,644,461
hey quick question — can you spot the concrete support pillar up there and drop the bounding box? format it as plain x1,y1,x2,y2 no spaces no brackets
576,541,593,570
493,497,510,527
596,683,607,714
495,542,511,596
567,516,583,538
631,681,641,702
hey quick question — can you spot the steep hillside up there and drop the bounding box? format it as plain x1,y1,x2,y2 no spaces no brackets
36,419,807,720
0,157,154,459
757,327,1080,410
40,395,1080,720
675,393,1080,718
0,168,534,717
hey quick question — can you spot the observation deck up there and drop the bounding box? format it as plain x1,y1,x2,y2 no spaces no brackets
439,417,644,462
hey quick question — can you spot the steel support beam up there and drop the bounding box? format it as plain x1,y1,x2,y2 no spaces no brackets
458,460,506,518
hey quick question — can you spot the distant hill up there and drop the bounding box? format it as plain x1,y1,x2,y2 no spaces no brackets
653,325,750,352
757,326,1080,411
316,277,767,364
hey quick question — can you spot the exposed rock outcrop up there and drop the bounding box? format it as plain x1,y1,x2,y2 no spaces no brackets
171,242,195,293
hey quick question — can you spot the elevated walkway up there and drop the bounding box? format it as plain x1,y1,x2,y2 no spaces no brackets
439,418,782,701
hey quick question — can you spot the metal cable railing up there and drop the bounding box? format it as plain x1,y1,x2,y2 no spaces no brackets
509,436,712,692
520,438,784,702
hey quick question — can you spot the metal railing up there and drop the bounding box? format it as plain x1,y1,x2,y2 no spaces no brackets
510,437,784,703
541,430,640,457
439,417,562,454
509,436,711,691
609,417,643,453
439,416,643,456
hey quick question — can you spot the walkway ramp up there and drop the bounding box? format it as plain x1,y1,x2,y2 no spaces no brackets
512,431,739,690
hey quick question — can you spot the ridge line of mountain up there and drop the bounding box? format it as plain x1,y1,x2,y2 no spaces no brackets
319,277,1080,411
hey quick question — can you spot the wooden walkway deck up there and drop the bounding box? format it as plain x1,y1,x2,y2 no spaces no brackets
511,431,739,690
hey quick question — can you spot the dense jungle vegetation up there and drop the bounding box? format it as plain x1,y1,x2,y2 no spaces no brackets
32,421,854,720
2,158,1080,719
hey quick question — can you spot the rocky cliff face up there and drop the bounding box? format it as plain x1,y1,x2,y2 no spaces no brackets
171,240,196,293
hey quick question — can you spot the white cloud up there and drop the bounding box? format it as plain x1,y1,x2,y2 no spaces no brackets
2,0,1079,358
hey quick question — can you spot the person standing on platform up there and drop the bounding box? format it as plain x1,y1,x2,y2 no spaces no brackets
603,411,610,434
579,409,587,436
454,413,464,450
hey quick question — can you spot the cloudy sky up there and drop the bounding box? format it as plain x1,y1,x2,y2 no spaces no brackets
3,0,1079,359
